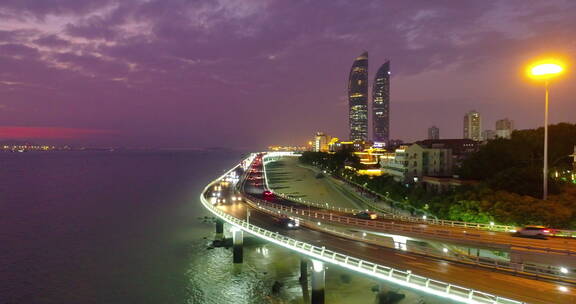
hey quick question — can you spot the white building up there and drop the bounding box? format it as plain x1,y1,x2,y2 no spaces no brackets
379,147,408,181
380,144,453,182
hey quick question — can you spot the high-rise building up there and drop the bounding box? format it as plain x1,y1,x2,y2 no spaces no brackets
348,52,369,142
372,60,390,144
495,118,514,139
313,132,330,152
482,129,496,141
463,110,482,141
428,126,440,140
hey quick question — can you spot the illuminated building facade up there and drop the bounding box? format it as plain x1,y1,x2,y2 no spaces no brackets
348,52,369,142
379,144,452,182
416,139,479,168
314,132,331,152
463,110,482,141
372,61,390,144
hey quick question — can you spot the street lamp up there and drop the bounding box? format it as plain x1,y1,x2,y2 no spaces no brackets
527,59,565,200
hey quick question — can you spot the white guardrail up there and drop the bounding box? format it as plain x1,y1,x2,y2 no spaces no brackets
248,194,576,255
200,157,525,304
261,153,576,238
246,195,576,283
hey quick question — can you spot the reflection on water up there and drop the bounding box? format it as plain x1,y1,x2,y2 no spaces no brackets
185,233,455,304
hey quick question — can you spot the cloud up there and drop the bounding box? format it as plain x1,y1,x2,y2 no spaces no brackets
0,1,575,146
33,34,71,48
0,0,117,19
0,43,39,58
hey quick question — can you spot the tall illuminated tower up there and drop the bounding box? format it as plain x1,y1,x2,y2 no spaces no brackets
463,110,482,141
372,61,390,144
348,52,369,142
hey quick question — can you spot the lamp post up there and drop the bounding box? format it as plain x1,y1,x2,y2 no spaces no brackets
528,61,565,200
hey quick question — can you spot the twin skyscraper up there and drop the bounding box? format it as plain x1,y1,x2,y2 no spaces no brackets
348,51,390,145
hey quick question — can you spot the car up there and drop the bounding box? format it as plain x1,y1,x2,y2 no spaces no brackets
515,225,552,239
354,211,378,220
279,217,300,229
262,190,274,200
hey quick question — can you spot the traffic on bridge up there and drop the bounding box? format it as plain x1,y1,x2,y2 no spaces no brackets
201,152,576,304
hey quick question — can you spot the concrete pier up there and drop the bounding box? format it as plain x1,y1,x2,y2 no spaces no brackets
311,259,325,304
215,219,224,241
232,228,243,264
299,259,308,282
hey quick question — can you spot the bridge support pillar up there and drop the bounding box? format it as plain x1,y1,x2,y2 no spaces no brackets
215,219,224,241
311,259,325,304
232,228,243,264
299,259,308,282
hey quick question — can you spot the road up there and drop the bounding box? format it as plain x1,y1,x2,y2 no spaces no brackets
218,199,575,304
259,158,576,256
203,154,576,303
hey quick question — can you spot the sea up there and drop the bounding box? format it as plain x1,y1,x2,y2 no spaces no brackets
0,151,443,304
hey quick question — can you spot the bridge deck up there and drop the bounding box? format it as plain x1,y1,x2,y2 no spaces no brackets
220,203,574,304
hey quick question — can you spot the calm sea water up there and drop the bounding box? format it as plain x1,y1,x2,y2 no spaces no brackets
0,150,262,304
1,151,444,304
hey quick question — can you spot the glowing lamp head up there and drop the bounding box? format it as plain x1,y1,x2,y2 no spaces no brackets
531,63,563,76
527,60,565,80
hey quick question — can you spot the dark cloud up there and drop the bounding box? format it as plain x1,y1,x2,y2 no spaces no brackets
0,0,116,18
65,15,120,40
0,43,39,58
33,34,71,48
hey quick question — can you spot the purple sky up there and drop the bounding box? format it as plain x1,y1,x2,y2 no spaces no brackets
0,0,575,149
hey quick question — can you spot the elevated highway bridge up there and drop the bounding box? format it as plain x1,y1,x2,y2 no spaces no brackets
200,152,576,304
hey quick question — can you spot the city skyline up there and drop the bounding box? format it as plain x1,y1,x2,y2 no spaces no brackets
0,1,575,148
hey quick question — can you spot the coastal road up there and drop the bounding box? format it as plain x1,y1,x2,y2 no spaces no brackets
217,200,575,304
258,159,576,255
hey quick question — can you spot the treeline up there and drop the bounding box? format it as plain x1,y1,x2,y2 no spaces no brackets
299,123,576,228
458,122,576,197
